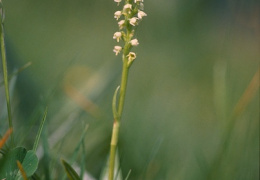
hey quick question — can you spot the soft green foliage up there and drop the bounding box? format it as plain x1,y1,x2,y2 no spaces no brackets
0,62,32,87
124,169,131,180
0,0,258,179
61,124,88,180
16,150,39,180
0,147,38,179
0,147,26,179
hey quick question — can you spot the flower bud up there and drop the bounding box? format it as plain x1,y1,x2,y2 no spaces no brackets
127,52,136,61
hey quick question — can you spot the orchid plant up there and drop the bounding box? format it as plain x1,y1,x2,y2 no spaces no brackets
109,0,147,179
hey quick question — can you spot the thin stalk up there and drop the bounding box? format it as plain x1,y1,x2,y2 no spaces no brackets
117,59,130,119
0,3,14,148
109,57,130,180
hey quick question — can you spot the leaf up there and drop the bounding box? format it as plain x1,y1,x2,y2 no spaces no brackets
16,160,28,180
0,147,39,179
0,147,27,179
112,86,120,120
61,159,80,180
16,150,39,180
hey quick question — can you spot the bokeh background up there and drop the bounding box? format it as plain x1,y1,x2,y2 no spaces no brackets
0,0,259,179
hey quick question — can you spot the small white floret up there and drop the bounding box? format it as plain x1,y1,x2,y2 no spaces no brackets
130,39,139,46
137,10,147,19
123,4,132,10
113,32,122,42
113,46,122,56
118,20,125,29
114,11,122,20
129,17,138,26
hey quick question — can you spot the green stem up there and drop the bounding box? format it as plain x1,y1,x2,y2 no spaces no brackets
0,4,14,148
108,121,120,180
108,59,129,180
118,59,129,120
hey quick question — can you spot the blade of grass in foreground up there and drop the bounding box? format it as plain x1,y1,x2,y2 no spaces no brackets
33,108,48,152
61,124,89,180
61,159,80,180
125,169,132,180
80,139,86,179
0,0,13,147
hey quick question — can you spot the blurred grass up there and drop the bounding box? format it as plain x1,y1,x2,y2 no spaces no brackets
0,0,259,179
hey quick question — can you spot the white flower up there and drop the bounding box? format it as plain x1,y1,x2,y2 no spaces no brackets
123,4,132,10
130,39,139,46
118,20,125,29
127,52,136,61
113,46,122,56
137,10,147,19
114,11,122,20
113,32,122,42
114,0,121,6
134,0,143,3
129,17,138,26
123,4,132,14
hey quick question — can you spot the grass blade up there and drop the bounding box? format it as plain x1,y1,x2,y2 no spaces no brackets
125,169,132,180
80,140,86,179
207,68,260,179
61,124,88,180
232,68,259,118
61,159,80,180
33,108,48,152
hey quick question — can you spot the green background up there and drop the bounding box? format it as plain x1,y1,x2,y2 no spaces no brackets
1,0,259,179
